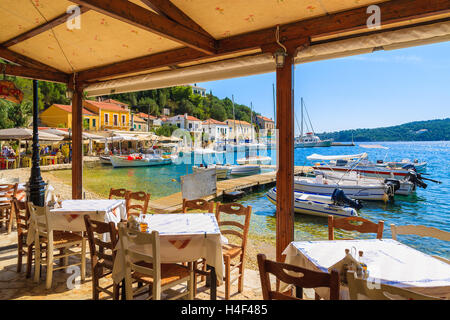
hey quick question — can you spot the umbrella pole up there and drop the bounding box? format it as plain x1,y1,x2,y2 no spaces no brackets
28,80,46,206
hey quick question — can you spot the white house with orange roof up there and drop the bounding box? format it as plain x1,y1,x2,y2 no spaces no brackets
167,113,202,133
226,119,254,141
202,118,228,142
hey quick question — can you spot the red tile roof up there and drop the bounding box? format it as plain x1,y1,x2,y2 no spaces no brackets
52,104,95,116
136,112,156,120
134,117,147,123
257,115,274,122
84,100,129,112
203,118,227,126
226,119,252,126
103,99,129,107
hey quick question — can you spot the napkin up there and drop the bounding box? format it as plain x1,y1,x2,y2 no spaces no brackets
328,253,366,284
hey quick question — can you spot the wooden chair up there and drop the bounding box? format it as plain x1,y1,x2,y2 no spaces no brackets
328,216,384,240
108,188,128,200
28,202,87,289
118,223,194,300
182,198,214,213
257,254,340,300
347,271,439,300
13,199,34,277
391,224,450,264
84,215,120,300
126,191,150,218
214,202,252,300
0,183,18,233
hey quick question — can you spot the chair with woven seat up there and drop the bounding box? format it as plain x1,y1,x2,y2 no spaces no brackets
84,215,120,300
0,183,18,233
28,202,87,289
391,224,450,264
118,223,194,300
347,271,439,300
328,216,384,240
13,199,34,277
214,202,252,300
257,253,340,300
126,191,150,218
182,198,214,213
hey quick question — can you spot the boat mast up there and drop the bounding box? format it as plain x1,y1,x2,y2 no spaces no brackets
232,95,236,143
301,97,304,137
250,102,253,142
272,83,276,124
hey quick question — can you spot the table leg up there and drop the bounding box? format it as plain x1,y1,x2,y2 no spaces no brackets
295,286,303,299
206,265,217,300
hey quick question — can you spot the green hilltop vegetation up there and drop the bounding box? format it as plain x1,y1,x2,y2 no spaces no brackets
318,118,450,142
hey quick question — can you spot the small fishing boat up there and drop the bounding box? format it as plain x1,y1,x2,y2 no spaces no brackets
266,187,359,218
230,165,261,177
237,156,272,165
99,155,111,165
192,164,231,179
294,175,392,201
110,153,172,168
314,170,416,196
375,159,427,172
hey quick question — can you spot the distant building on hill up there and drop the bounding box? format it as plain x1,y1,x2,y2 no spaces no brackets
188,84,206,97
202,119,228,142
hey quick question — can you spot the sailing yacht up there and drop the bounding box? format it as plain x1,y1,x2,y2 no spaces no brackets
294,98,333,148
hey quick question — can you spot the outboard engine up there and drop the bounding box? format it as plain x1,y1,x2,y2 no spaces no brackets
405,170,427,189
384,179,400,199
331,188,363,210
402,164,417,171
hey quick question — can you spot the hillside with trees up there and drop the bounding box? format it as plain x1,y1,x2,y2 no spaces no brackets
318,118,450,142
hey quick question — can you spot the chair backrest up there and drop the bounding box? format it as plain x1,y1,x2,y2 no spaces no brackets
257,254,340,300
0,183,18,204
118,223,161,298
182,198,214,213
328,216,384,240
126,191,150,217
391,224,450,242
215,202,251,249
109,188,128,200
346,271,439,300
13,199,29,236
27,202,51,238
84,215,118,268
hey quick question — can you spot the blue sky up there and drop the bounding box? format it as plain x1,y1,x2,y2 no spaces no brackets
198,41,450,134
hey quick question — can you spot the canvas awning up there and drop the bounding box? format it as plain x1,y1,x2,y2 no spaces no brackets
0,128,63,141
307,153,368,161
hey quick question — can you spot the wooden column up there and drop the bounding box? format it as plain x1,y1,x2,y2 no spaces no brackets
71,84,83,199
275,47,295,263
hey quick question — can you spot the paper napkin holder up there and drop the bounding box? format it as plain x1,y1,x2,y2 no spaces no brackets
328,253,365,284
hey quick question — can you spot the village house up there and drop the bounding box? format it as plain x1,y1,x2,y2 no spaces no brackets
39,104,99,131
83,100,131,131
226,119,254,141
256,115,275,131
202,118,228,142
167,114,202,133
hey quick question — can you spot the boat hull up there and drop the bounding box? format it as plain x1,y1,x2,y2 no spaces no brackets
99,156,111,165
266,188,357,218
110,155,172,168
313,165,410,180
294,176,389,201
295,140,332,148
237,156,271,165
230,165,261,176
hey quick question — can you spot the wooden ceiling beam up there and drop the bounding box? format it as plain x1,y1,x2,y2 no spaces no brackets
1,6,91,48
70,0,216,55
2,64,69,83
0,45,64,74
78,0,449,82
140,0,213,38
217,0,450,53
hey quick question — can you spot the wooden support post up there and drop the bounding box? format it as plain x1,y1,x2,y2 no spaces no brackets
275,47,295,263
71,83,83,199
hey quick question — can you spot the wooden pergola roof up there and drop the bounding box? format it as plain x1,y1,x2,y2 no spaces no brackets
1,0,449,90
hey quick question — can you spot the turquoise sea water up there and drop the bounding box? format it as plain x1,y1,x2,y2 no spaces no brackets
76,141,449,259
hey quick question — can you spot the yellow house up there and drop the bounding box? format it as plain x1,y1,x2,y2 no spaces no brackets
39,104,99,131
83,100,130,131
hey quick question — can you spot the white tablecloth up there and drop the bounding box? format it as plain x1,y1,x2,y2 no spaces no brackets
112,213,225,285
283,239,450,299
27,199,127,245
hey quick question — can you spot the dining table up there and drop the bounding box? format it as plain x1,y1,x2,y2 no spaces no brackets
26,199,127,246
112,213,225,300
282,239,450,300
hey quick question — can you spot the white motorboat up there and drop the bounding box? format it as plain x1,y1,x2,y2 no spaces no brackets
375,159,427,172
99,155,111,165
110,153,172,168
294,174,391,201
192,164,231,179
230,165,261,177
314,170,416,196
266,187,358,218
237,156,272,165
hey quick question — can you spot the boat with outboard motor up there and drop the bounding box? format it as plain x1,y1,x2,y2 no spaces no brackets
374,159,427,172
230,164,261,176
266,187,360,218
110,151,172,168
237,156,272,165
